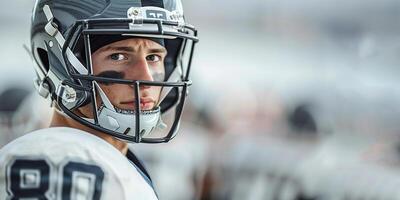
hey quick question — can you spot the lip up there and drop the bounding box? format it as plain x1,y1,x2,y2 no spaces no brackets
120,98,156,110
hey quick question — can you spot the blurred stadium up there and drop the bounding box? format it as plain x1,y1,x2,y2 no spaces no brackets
2,0,400,199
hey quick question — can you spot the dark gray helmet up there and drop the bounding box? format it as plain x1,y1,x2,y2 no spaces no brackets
30,0,198,143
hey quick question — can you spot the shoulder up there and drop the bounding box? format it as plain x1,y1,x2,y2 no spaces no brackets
0,127,116,163
0,127,158,200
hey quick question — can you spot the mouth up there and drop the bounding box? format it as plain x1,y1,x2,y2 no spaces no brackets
114,106,136,114
98,105,158,115
119,98,156,111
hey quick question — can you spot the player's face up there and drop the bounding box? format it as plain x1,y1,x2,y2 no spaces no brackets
80,38,166,115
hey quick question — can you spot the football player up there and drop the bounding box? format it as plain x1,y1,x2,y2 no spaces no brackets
0,0,198,199
0,86,30,147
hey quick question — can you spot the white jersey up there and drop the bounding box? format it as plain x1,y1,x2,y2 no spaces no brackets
0,127,158,200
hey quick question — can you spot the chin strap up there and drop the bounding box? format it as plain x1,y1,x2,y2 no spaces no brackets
83,81,167,138
82,105,165,138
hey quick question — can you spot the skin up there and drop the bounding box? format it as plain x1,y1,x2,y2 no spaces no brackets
50,38,167,155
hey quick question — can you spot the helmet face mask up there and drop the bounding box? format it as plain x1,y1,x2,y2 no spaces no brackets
31,0,198,143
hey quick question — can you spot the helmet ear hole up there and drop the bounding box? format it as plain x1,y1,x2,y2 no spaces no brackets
37,48,50,73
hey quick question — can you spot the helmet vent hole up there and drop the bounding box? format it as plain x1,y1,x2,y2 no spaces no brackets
37,48,50,72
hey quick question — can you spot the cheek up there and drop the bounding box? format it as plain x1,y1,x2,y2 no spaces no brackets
151,65,166,81
100,84,132,103
149,86,162,99
77,104,93,118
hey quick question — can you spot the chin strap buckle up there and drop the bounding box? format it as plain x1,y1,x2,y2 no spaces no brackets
34,78,50,99
56,84,77,103
33,78,55,107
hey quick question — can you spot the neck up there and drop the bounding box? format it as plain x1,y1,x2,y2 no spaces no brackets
50,110,129,155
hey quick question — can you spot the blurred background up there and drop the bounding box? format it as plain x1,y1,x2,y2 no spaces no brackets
2,0,400,199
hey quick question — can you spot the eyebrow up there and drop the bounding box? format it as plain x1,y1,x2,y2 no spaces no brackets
99,46,167,54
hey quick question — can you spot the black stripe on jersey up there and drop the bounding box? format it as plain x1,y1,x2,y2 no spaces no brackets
126,150,153,184
126,150,159,198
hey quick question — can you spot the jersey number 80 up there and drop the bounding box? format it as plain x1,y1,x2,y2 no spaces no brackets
6,158,104,200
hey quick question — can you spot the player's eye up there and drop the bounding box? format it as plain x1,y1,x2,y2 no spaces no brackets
110,53,127,61
146,54,161,62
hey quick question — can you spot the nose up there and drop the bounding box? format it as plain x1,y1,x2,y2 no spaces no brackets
125,56,153,90
125,56,153,82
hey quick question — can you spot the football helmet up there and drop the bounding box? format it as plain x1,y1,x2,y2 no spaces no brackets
30,0,198,143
